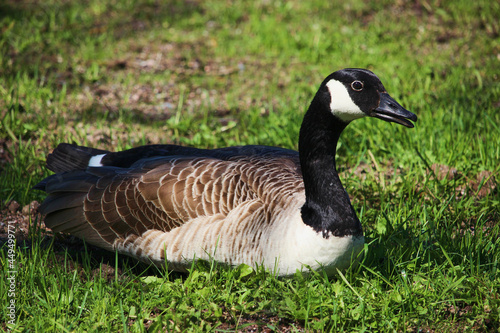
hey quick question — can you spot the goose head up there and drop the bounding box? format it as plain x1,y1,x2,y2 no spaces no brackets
323,68,417,127
299,68,417,238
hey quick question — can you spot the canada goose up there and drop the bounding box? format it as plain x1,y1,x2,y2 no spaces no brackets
35,68,417,277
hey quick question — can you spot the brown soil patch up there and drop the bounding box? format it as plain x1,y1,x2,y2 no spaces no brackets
428,163,497,199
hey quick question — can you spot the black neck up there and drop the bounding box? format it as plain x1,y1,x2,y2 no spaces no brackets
298,95,363,238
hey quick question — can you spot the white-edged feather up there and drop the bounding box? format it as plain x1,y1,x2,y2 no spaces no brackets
88,154,106,167
113,192,364,275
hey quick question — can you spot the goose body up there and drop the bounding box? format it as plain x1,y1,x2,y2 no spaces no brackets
36,68,417,276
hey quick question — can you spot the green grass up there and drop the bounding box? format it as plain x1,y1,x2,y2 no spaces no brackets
1,0,499,331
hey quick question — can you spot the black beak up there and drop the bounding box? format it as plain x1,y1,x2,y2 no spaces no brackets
371,93,417,128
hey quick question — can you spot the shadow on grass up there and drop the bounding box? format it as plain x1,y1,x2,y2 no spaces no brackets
364,209,500,282
0,0,202,77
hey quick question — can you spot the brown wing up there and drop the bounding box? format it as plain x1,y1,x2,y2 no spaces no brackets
40,154,303,252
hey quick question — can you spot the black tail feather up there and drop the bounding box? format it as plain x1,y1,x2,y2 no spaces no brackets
46,143,109,173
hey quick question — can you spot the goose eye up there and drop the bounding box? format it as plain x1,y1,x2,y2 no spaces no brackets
351,80,364,91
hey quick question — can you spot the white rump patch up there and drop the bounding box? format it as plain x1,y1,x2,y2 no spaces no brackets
88,154,106,167
326,80,366,122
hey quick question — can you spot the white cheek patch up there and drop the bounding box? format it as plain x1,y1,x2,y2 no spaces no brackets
88,154,106,167
326,80,366,122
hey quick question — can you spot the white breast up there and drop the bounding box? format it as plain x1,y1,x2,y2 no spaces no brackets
262,193,365,276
